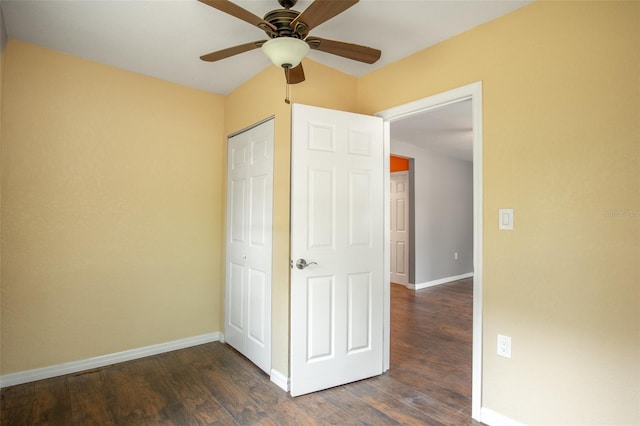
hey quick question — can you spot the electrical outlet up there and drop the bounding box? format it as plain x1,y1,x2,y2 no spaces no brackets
497,334,512,358
454,252,458,260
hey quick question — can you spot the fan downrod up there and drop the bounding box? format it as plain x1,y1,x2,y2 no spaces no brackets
277,0,297,8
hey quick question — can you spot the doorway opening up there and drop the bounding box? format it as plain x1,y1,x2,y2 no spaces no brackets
377,81,483,420
389,156,413,287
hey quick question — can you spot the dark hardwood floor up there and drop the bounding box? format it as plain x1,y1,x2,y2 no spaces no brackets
1,279,478,425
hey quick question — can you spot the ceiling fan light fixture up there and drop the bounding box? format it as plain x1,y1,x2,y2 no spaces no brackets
261,37,310,68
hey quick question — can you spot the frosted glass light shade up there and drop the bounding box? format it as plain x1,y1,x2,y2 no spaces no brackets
261,37,310,68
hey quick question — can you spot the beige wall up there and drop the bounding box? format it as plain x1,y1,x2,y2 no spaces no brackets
224,59,357,375
358,1,639,424
0,40,225,374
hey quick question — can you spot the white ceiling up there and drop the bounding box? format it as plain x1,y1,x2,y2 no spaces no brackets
392,99,473,162
0,0,531,95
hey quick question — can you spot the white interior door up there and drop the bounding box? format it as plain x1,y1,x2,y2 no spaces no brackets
390,172,409,285
225,118,274,374
290,104,384,396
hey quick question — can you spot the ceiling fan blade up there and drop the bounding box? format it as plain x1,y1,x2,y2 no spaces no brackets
200,40,266,62
198,0,276,33
306,37,381,64
285,63,305,84
291,0,358,32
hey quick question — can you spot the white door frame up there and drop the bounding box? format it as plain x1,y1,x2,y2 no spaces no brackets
376,81,483,421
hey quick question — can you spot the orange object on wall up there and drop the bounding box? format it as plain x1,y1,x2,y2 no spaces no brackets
390,155,409,172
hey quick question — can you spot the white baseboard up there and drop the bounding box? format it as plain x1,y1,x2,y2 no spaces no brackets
480,407,526,426
408,272,474,290
0,332,221,388
270,368,290,392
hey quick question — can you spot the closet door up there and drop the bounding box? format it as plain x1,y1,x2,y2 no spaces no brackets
225,119,274,374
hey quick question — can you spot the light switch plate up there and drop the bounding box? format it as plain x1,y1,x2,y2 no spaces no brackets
499,208,514,230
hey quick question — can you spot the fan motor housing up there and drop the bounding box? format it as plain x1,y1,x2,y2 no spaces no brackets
263,9,308,39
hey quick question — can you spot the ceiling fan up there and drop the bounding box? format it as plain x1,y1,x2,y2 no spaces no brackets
198,0,382,85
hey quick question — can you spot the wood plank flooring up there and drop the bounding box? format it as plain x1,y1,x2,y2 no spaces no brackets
1,279,479,425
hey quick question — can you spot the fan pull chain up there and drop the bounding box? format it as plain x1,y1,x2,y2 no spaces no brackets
284,65,291,104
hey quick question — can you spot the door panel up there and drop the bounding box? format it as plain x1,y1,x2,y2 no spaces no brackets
349,171,373,246
308,168,334,248
227,263,244,335
248,269,266,344
249,176,267,245
307,275,334,361
230,179,246,243
347,272,372,352
290,104,384,396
